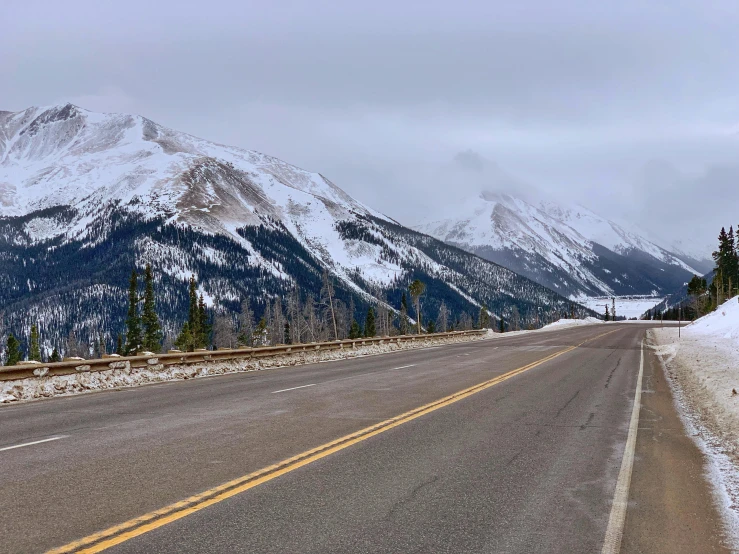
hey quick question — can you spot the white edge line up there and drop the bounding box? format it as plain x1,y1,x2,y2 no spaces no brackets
271,384,317,394
601,338,644,554
0,435,68,452
392,364,417,370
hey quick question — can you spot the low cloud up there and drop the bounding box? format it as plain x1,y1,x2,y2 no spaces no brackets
3,0,739,259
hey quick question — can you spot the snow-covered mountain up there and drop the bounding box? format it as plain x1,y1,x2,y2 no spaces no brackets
416,191,703,300
0,104,596,350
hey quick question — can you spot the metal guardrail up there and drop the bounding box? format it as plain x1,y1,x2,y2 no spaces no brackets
0,330,487,382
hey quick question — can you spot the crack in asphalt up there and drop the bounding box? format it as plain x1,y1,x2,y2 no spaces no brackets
556,390,580,418
384,475,441,519
580,412,596,430
604,358,622,389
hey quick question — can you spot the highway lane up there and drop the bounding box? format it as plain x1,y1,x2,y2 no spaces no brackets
0,323,727,552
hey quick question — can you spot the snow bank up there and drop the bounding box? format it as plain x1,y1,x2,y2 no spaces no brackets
652,297,739,440
0,332,488,405
542,317,603,330
651,297,739,447
650,296,739,541
684,297,739,341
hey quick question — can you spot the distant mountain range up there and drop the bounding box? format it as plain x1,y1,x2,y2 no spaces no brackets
0,104,595,352
416,191,709,300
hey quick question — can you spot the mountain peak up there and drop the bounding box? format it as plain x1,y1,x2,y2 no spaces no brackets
0,104,380,221
416,190,703,299
1,105,596,347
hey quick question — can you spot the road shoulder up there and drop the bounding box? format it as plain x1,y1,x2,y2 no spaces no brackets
621,335,731,553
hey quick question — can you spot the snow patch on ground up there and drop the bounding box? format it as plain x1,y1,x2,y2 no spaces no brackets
650,296,739,546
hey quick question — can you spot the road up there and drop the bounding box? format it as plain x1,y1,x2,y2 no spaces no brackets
0,323,730,553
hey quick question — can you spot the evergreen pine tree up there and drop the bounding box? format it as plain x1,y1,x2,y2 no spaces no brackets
115,334,123,355
687,275,708,317
499,317,505,333
478,305,490,329
175,322,194,351
605,305,610,321
141,264,162,352
29,324,41,362
188,276,200,343
349,320,361,339
124,268,142,355
188,276,198,328
5,334,21,366
426,320,436,333
364,307,376,337
728,226,739,296
284,322,291,345
50,347,61,363
198,295,210,348
687,275,706,296
712,226,737,303
254,317,267,346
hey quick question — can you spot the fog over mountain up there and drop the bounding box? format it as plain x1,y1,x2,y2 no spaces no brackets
2,0,738,262
416,151,715,265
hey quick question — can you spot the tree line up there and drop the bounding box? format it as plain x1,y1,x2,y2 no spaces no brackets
682,224,738,320
179,276,493,352
2,270,499,365
642,224,739,322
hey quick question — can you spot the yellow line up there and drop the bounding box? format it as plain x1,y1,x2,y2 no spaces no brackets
48,328,621,553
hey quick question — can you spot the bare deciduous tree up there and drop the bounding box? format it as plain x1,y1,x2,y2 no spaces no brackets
286,288,302,344
238,299,255,347
320,271,338,340
436,301,449,333
213,314,237,348
272,297,285,345
263,302,273,346
408,280,426,334
303,294,318,342
66,329,85,358
458,312,472,331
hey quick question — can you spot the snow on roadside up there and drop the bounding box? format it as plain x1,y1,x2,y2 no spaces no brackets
0,332,489,405
542,317,603,330
650,296,739,546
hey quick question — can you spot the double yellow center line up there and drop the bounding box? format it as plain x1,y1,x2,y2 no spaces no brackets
50,328,620,553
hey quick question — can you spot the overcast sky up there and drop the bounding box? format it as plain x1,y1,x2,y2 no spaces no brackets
3,0,739,259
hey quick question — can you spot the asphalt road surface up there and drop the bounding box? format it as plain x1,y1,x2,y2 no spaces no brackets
0,323,730,553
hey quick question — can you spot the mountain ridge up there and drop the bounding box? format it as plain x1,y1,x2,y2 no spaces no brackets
0,104,597,354
416,190,704,300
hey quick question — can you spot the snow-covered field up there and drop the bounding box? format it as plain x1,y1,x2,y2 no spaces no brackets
650,297,739,543
579,295,664,319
